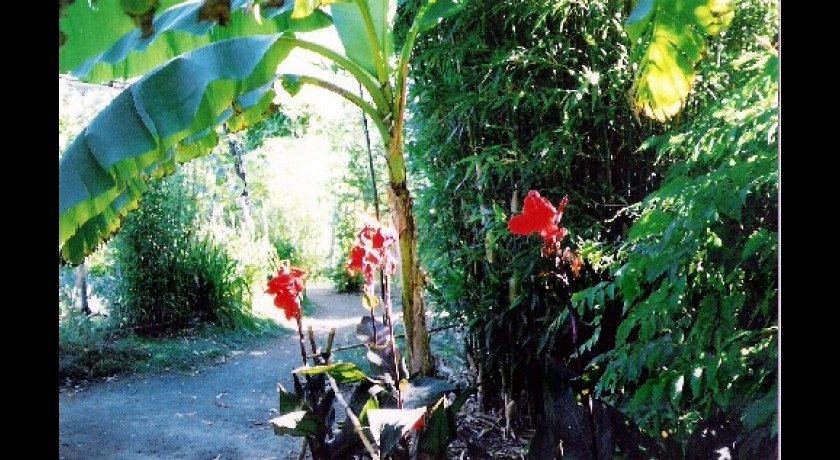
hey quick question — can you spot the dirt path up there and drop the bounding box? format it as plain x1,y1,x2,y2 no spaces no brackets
59,287,386,460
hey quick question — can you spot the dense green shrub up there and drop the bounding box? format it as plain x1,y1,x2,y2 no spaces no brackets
112,174,253,334
406,0,660,404
578,50,778,454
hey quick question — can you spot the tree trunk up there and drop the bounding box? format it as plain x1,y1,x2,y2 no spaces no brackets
75,262,90,315
224,124,253,234
386,137,434,377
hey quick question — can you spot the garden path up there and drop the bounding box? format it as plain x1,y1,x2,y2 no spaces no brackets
58,287,391,460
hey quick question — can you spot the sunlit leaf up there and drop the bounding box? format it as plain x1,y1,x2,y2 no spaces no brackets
60,0,331,82
625,0,734,121
270,410,321,437
367,408,427,456
293,362,369,383
330,0,392,77
291,0,339,19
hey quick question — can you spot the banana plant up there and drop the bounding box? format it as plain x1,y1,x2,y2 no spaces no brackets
59,0,465,376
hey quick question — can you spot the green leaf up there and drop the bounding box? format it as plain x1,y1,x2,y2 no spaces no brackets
359,395,380,424
60,0,331,83
625,0,735,121
280,74,304,96
689,368,704,400
741,385,777,431
270,410,321,437
741,229,773,261
627,208,671,242
330,0,392,77
294,362,369,383
417,397,451,457
366,408,427,456
717,184,742,221
400,377,458,409
417,0,466,32
58,35,295,264
278,384,306,414
417,388,475,457
617,265,642,305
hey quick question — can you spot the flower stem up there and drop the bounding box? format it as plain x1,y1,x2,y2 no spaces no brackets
382,275,403,408
295,313,308,367
325,372,379,460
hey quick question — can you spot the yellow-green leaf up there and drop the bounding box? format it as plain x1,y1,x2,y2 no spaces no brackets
291,0,339,19
60,0,331,83
625,0,734,122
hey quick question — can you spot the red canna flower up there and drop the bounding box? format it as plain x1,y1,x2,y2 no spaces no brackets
266,263,307,320
348,246,366,273
412,416,425,431
346,220,398,302
508,190,569,247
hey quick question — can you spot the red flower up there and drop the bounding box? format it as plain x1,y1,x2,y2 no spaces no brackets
346,220,398,296
412,416,425,431
508,191,569,246
348,246,366,273
266,263,307,320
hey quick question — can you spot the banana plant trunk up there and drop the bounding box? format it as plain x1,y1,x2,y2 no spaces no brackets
386,132,433,377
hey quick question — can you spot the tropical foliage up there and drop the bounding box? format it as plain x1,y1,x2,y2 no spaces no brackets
407,0,661,406
583,49,778,455
112,173,251,332
406,0,777,455
58,0,778,456
59,0,467,376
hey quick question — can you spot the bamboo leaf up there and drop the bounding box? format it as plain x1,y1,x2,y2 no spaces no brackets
417,0,466,32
